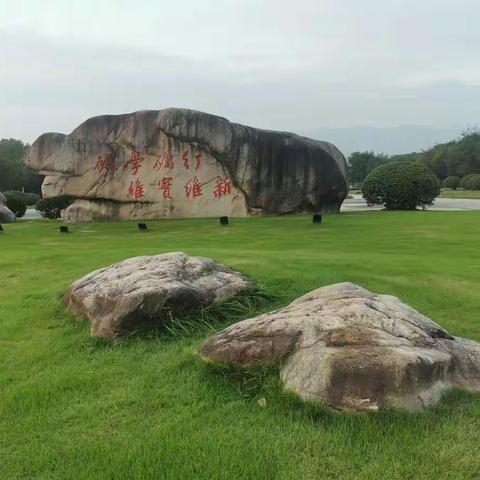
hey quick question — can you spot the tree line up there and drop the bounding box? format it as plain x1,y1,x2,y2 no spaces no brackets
348,129,480,187
3,129,480,196
0,138,43,194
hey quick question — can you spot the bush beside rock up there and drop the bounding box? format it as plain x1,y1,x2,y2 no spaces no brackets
24,192,41,206
3,191,27,218
362,162,440,210
35,196,72,219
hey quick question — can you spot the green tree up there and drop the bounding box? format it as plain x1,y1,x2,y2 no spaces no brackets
348,151,389,187
0,139,27,190
417,130,480,180
0,139,42,194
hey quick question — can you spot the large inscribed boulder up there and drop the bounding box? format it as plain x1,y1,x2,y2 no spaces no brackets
26,108,348,221
64,252,253,340
200,282,480,412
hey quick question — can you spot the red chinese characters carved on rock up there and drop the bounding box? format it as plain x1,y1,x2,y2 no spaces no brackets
185,176,203,199
154,151,174,171
194,150,202,170
213,176,233,199
182,148,202,171
128,150,144,175
158,177,173,200
182,149,190,170
95,153,116,175
127,178,145,201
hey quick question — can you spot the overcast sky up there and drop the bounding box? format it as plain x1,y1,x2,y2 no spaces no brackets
1,0,479,144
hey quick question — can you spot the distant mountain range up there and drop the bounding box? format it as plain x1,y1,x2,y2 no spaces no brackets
302,125,468,157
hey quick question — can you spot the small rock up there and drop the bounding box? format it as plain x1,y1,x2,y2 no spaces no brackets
257,397,267,407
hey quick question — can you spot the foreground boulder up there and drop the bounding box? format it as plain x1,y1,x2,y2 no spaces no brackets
200,282,480,412
0,192,16,223
64,252,253,339
26,108,348,222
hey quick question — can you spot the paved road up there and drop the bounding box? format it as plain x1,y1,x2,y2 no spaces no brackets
18,198,480,221
342,195,480,212
24,208,44,220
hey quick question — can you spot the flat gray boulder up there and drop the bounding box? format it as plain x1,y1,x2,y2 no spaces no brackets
64,252,253,339
0,192,16,223
200,282,480,412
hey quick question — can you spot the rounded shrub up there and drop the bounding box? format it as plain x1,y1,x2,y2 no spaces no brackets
35,196,72,219
362,162,440,210
3,190,24,198
3,191,27,218
24,192,41,206
464,174,480,191
461,174,477,190
442,176,461,190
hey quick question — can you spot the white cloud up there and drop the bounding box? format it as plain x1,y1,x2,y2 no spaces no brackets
0,0,479,142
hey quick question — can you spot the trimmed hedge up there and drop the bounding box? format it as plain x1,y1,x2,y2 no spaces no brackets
464,174,480,191
3,191,27,218
442,176,461,190
461,174,477,189
24,192,41,206
362,162,440,210
35,196,72,219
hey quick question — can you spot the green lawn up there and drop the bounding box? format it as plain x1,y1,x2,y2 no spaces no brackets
439,189,480,199
2,212,480,479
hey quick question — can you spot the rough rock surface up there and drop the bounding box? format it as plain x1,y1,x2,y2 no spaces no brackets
64,252,253,340
26,108,348,222
200,282,480,412
0,192,16,223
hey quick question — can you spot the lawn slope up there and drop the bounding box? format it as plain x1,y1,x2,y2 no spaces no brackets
1,212,480,479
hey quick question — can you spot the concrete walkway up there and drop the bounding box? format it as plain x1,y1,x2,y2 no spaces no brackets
341,194,480,212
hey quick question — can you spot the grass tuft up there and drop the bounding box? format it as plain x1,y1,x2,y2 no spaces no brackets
162,287,277,339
